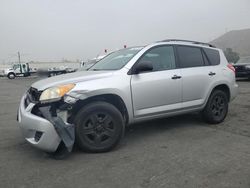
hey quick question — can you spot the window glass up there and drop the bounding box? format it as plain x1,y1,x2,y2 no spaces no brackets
137,46,176,72
202,50,210,66
13,64,19,70
89,47,143,71
177,46,204,68
203,48,220,65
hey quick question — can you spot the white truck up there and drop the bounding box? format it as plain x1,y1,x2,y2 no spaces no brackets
0,63,31,79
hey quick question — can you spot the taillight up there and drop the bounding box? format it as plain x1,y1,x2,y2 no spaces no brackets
227,64,235,73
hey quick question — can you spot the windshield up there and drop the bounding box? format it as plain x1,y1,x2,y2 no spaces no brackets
78,60,98,71
88,47,143,71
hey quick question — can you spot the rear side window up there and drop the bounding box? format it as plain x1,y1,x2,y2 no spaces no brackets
203,48,220,65
177,46,204,68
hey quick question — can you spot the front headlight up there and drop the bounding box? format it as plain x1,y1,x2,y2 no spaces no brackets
39,83,75,103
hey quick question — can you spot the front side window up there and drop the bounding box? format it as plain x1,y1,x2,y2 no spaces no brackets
177,46,204,68
89,47,143,71
13,64,19,70
136,46,176,72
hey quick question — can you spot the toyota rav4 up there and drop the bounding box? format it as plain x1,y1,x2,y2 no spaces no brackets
17,39,238,156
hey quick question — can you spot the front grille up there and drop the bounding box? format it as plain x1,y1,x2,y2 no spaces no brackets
27,87,42,103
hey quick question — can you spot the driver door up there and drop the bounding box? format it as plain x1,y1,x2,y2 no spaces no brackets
130,45,182,118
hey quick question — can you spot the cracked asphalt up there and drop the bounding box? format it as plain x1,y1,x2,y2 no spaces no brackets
0,77,250,188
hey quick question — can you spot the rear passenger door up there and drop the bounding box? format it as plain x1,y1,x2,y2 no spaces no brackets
176,45,217,108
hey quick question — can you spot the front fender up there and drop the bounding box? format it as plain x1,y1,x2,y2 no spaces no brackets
65,88,134,124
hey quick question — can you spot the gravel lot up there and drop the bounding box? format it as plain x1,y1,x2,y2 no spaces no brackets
0,77,250,188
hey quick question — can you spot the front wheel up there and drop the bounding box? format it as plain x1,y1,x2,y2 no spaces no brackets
75,101,125,152
202,90,228,124
7,73,15,79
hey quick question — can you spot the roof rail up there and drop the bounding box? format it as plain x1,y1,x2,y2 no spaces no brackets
158,39,216,48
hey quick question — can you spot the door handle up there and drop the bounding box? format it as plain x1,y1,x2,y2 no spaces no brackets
171,75,182,79
208,72,216,76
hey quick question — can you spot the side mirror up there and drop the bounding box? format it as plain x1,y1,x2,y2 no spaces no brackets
134,61,153,74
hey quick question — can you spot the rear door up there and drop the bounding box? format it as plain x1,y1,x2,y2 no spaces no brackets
176,45,217,108
130,45,182,117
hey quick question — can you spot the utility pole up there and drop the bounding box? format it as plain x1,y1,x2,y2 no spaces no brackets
18,51,21,64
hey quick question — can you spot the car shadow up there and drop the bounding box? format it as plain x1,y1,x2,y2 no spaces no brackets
27,113,207,159
70,113,205,154
123,113,205,143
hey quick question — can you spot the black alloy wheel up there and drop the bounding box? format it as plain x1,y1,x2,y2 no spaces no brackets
202,90,228,124
210,95,226,118
75,101,124,152
81,113,116,146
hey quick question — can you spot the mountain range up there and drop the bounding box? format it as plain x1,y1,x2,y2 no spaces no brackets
210,28,250,57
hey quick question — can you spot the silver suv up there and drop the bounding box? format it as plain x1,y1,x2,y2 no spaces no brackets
18,39,238,155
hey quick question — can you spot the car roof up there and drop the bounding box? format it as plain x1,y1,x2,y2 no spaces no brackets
153,39,217,50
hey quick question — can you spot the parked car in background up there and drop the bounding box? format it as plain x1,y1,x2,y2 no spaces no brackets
233,56,250,79
17,39,238,157
35,66,76,78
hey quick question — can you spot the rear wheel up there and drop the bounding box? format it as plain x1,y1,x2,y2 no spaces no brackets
7,73,15,79
75,101,125,152
202,90,228,124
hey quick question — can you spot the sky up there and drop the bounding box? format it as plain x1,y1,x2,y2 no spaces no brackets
0,0,250,62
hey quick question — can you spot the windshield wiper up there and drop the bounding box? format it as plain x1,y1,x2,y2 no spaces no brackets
89,69,114,71
90,69,101,71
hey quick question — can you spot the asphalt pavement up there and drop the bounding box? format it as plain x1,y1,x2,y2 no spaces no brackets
0,77,250,188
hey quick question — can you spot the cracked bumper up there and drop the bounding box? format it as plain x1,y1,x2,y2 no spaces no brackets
17,95,61,152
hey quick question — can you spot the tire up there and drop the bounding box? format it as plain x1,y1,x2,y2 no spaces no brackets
75,101,125,152
202,90,228,124
7,73,15,79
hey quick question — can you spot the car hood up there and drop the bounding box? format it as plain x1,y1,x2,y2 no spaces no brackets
32,70,113,91
4,68,13,71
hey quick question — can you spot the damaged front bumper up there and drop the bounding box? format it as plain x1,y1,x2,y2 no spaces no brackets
17,93,75,153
